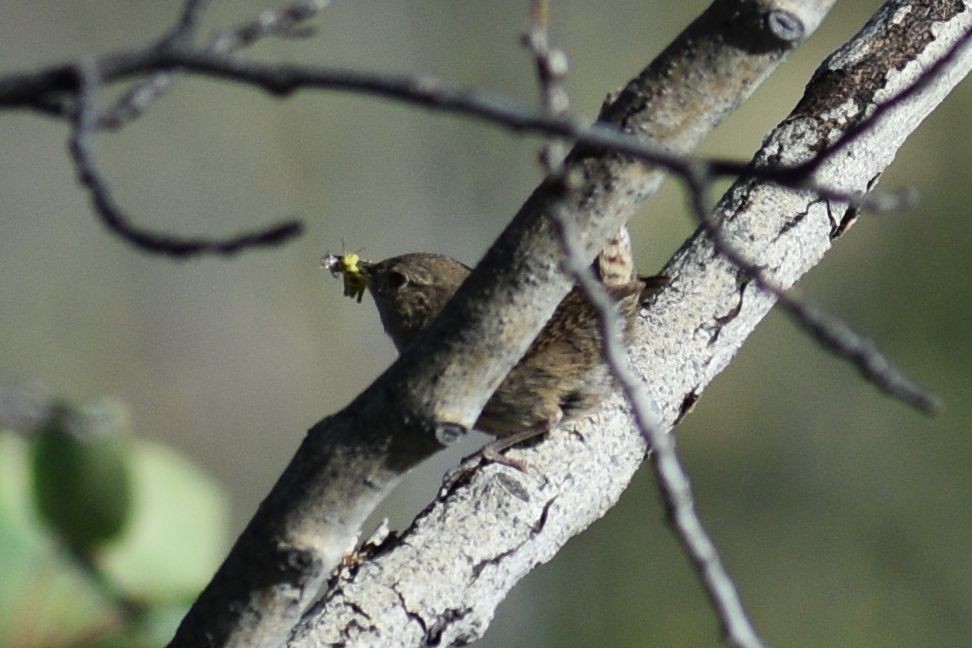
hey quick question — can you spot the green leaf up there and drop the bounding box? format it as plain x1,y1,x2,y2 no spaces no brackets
0,432,109,646
30,400,133,554
99,440,230,600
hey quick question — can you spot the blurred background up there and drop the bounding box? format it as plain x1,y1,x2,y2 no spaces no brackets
1,0,970,645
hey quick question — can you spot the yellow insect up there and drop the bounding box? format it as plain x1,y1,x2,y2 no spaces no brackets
322,251,369,303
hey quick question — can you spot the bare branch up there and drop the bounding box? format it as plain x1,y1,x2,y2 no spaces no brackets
292,3,971,645
554,205,764,648
522,0,570,172
160,0,213,47
100,0,332,130
5,17,959,213
524,5,761,645
68,61,303,259
173,2,835,644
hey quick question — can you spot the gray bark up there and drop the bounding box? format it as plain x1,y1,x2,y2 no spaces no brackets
172,1,842,644
292,3,972,646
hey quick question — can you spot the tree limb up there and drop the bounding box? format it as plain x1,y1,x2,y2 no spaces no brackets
169,1,836,645
293,2,971,646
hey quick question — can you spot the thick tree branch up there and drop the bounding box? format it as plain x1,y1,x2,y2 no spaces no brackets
683,167,940,413
169,1,835,645
293,2,971,646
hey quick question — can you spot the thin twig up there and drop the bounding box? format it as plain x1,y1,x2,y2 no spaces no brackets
117,48,919,211
161,0,213,47
0,43,939,212
553,210,765,648
1,17,966,209
68,60,303,258
521,0,569,172
523,6,764,646
99,0,332,130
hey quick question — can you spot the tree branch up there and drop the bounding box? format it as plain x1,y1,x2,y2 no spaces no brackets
292,2,971,645
68,61,304,259
1,12,847,201
99,0,331,130
169,1,836,644
0,0,937,265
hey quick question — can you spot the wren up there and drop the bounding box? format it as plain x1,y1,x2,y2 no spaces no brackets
327,228,661,466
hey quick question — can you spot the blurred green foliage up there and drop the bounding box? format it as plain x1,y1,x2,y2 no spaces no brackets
32,400,134,556
0,1,969,646
1,402,229,647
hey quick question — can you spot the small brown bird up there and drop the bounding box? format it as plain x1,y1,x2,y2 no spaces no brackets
326,228,662,465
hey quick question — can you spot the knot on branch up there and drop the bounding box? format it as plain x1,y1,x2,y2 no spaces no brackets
723,2,807,53
765,10,805,44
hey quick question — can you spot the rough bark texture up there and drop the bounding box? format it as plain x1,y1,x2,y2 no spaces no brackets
170,1,839,645
292,3,971,646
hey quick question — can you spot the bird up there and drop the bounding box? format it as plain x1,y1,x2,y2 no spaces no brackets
325,227,663,467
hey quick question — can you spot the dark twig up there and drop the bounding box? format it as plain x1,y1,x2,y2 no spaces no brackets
523,6,763,646
0,45,935,213
68,60,303,258
120,49,924,212
521,0,569,173
100,0,331,130
553,209,765,648
0,51,896,210
682,167,941,413
160,0,214,48
0,12,966,210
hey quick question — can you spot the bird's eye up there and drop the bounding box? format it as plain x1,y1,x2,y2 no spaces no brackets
387,271,408,289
